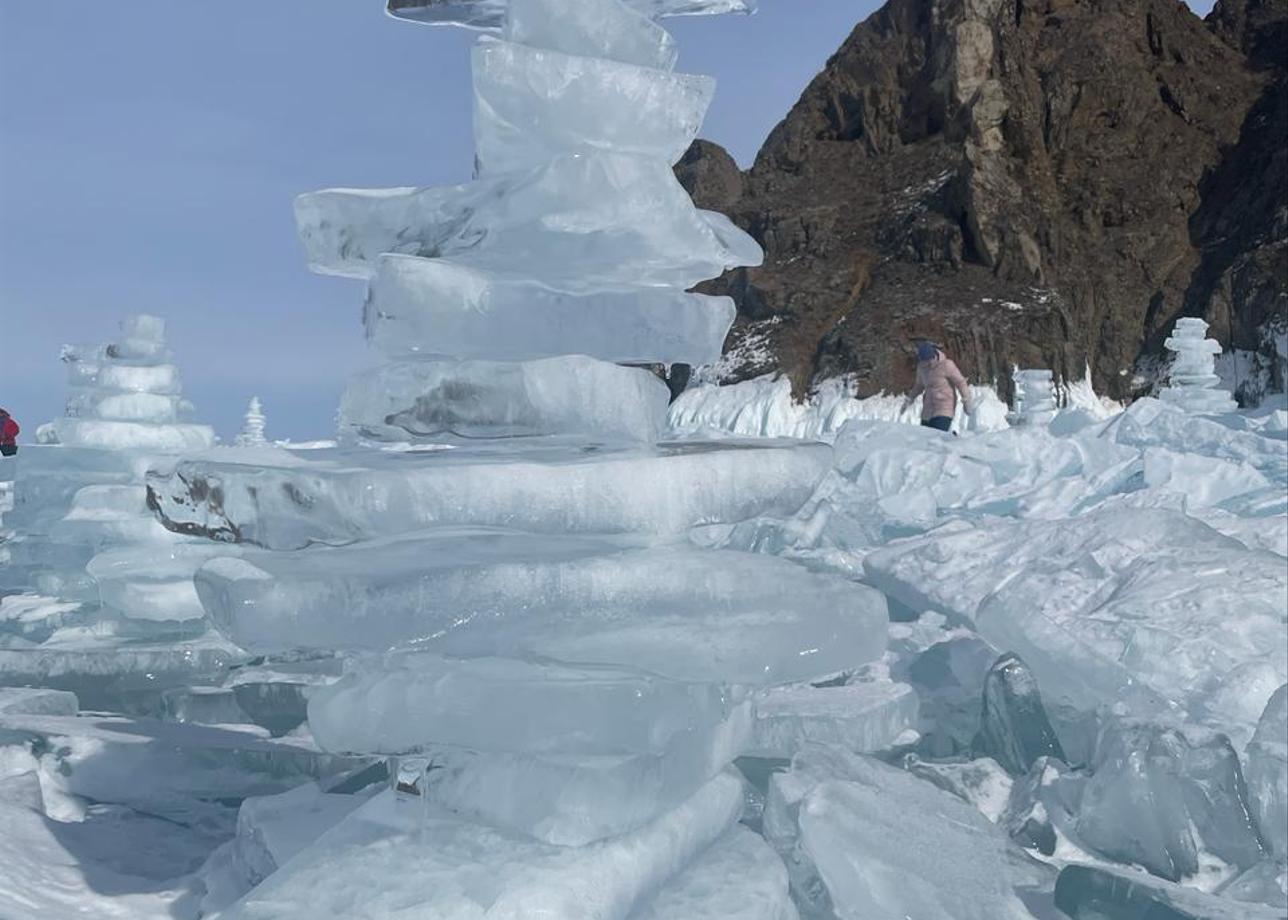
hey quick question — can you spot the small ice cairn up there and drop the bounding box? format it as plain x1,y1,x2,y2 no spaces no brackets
1159,317,1238,414
235,397,268,447
1011,368,1058,427
47,314,213,450
15,315,219,629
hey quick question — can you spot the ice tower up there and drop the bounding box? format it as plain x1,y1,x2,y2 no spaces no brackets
153,0,897,911
1011,368,1058,427
235,397,268,447
1160,316,1239,414
1,317,240,706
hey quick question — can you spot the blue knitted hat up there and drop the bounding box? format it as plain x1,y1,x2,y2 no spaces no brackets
915,341,937,362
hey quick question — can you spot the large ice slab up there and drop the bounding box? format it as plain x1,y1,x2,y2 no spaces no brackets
364,255,734,365
339,355,668,442
221,771,743,919
387,0,757,31
797,765,1052,919
149,439,832,549
1244,686,1287,860
472,39,713,174
416,740,747,845
195,530,887,684
197,781,374,914
87,543,241,622
42,417,214,452
1075,719,1266,883
746,675,917,758
0,686,79,716
503,0,678,70
1054,864,1285,920
629,826,798,920
309,654,749,758
294,153,762,291
0,631,246,713
0,709,352,818
764,745,1052,919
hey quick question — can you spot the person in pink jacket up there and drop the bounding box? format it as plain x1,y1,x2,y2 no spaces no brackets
905,341,972,432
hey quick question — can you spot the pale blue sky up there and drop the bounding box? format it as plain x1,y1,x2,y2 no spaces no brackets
0,0,1211,440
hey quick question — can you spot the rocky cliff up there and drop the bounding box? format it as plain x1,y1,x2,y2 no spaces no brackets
678,0,1287,403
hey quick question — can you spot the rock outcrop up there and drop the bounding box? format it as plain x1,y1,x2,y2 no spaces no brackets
681,0,1287,402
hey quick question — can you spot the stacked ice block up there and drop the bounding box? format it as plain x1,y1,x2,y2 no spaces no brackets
1011,369,1058,427
1160,317,1239,414
1,317,241,705
161,0,893,912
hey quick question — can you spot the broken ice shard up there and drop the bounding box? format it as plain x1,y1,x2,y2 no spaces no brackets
1245,685,1287,860
1054,864,1284,920
1075,719,1266,882
973,652,1067,776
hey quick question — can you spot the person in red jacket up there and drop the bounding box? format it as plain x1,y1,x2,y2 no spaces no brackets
0,408,19,457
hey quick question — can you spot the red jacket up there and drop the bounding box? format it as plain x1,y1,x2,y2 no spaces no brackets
0,417,18,446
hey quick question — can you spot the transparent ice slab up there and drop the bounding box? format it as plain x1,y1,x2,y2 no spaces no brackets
472,38,713,174
88,544,240,622
65,389,187,424
1075,719,1267,882
746,677,917,758
364,254,735,365
221,770,743,919
797,764,1051,919
402,712,749,845
503,0,678,70
0,630,246,713
309,653,749,758
1054,864,1285,920
629,825,798,920
195,530,886,685
43,417,215,452
294,152,762,291
1246,685,1287,859
339,355,668,443
149,439,832,550
0,709,353,818
0,686,79,716
387,0,757,31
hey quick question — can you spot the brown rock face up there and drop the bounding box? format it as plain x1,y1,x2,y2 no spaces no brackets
684,0,1287,402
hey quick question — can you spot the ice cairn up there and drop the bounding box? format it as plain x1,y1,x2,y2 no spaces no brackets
1,316,240,705
1160,316,1238,414
235,396,268,447
148,0,897,910
1010,368,1058,427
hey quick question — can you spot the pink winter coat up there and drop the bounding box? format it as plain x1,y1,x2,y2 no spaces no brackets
911,351,971,420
